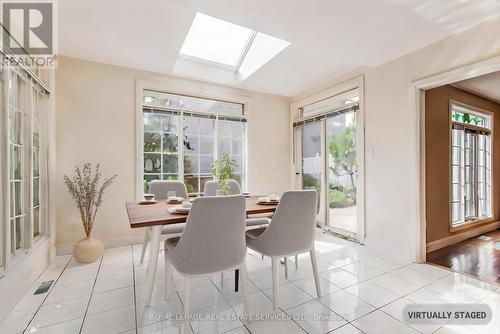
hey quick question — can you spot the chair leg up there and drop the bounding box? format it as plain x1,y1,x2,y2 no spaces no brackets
261,254,264,260
184,277,191,334
165,252,172,300
309,245,322,299
271,257,279,310
295,254,299,269
240,261,250,316
140,228,150,264
220,272,224,288
284,257,288,279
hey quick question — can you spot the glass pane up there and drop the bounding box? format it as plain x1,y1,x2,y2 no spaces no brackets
218,138,230,156
144,90,243,116
33,206,40,237
199,136,214,154
451,184,460,202
184,175,198,193
162,133,178,153
326,111,357,234
302,122,322,192
183,117,199,135
33,124,40,148
219,121,231,137
183,135,198,154
10,183,15,218
9,111,22,144
33,150,40,177
10,112,23,145
15,217,22,250
199,118,214,135
143,113,162,131
161,114,179,132
144,154,161,173
231,138,243,155
200,155,214,174
162,154,178,173
144,132,161,152
232,156,244,173
303,89,359,117
451,203,460,223
162,174,178,180
13,146,22,179
15,182,22,216
33,178,40,206
184,155,199,173
10,220,15,254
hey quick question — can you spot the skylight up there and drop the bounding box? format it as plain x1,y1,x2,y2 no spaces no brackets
180,13,290,79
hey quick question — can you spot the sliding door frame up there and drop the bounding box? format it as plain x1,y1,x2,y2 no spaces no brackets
290,76,366,243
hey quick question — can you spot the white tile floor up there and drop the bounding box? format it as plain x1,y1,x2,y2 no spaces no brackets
1,230,498,334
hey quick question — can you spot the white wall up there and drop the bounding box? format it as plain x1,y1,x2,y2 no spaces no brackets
292,18,500,261
55,56,290,251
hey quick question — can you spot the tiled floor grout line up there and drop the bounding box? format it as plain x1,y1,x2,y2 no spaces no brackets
21,256,73,333
15,238,495,334
78,254,104,334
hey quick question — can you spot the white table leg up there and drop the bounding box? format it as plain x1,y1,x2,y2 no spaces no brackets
145,225,161,306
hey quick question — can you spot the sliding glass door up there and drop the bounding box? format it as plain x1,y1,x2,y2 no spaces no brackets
295,87,363,241
325,110,358,237
302,121,322,197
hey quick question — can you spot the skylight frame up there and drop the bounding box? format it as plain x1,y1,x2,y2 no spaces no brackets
179,13,290,78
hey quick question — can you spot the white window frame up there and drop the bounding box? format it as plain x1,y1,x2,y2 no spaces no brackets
1,65,50,273
449,100,494,231
135,79,250,199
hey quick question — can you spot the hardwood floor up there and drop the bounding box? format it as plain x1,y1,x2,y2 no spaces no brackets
427,229,500,283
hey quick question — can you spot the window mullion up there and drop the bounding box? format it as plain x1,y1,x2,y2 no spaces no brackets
179,110,184,182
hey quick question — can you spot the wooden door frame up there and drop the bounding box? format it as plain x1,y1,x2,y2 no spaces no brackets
413,55,500,262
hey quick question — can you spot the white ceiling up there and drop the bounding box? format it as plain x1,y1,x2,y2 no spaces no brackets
453,71,500,104
58,0,500,96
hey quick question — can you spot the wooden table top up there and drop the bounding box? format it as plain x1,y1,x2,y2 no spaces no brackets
126,196,278,228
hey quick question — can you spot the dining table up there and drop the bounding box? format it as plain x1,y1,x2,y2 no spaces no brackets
125,195,278,305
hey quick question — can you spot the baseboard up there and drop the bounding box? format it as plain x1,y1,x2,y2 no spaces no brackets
426,221,500,253
56,234,145,255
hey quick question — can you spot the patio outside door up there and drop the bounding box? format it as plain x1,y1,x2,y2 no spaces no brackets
296,87,363,242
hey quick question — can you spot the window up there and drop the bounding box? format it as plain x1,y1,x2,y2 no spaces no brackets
142,90,247,194
450,102,493,228
180,13,290,78
1,67,49,269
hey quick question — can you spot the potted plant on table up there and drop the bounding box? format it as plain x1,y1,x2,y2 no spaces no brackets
64,163,116,263
211,153,237,195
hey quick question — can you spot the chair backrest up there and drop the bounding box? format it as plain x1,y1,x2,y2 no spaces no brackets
252,190,317,256
167,195,247,275
203,179,241,196
148,180,189,200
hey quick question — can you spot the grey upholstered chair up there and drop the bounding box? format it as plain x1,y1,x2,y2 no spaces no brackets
203,178,268,286
246,190,321,309
203,179,269,228
289,188,321,275
164,195,250,332
140,180,189,263
203,179,241,196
